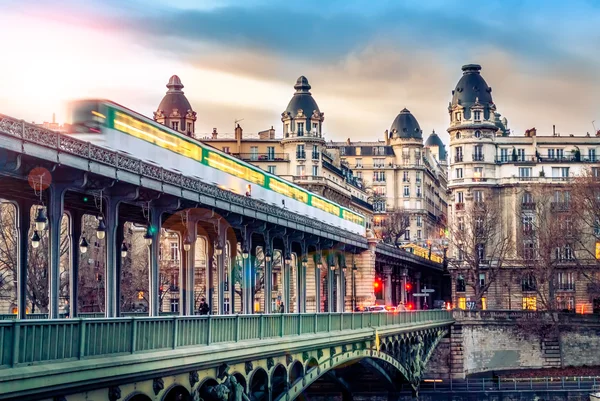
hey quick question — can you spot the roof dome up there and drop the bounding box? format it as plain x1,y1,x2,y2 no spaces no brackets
451,64,494,119
156,75,193,116
390,108,422,139
425,130,447,160
284,76,321,117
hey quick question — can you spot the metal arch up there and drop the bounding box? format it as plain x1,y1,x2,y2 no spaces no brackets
247,366,269,393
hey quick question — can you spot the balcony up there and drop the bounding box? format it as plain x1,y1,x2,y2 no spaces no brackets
236,153,289,162
455,202,465,211
296,151,306,159
557,283,575,291
472,154,484,161
551,202,570,211
495,154,598,164
312,152,320,160
455,155,464,163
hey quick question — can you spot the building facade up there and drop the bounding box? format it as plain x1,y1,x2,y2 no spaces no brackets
447,64,600,313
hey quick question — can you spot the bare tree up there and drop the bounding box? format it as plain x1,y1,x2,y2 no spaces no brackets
449,193,513,309
377,208,411,248
517,186,584,312
0,203,70,313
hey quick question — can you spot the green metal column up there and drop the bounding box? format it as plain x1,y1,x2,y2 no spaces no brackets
104,196,123,318
16,199,33,319
68,209,83,318
48,184,68,319
216,221,225,315
148,207,163,317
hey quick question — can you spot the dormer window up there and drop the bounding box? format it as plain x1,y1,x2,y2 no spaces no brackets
172,121,179,131
474,111,482,121
456,132,461,139
297,122,304,136
455,112,462,122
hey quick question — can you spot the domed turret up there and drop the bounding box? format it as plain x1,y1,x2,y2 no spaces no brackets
281,76,324,139
389,108,422,140
450,64,494,121
425,130,447,161
154,75,197,137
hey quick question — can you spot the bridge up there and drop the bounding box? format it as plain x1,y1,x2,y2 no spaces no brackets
0,113,452,400
0,310,453,400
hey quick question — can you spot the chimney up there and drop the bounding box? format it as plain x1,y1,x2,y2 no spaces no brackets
347,138,351,145
269,126,275,139
258,128,274,140
52,113,55,124
211,128,218,139
553,125,556,136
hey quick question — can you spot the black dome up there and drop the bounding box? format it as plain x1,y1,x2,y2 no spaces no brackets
284,76,320,117
390,108,422,139
425,130,447,160
157,75,193,116
451,64,493,119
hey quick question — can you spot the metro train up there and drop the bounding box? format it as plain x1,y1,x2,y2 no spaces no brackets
67,100,366,235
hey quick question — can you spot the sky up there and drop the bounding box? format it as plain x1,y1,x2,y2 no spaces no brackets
1,0,600,145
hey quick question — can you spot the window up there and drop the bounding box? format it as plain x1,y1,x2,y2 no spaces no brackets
473,190,484,203
312,122,318,134
456,132,461,139
224,297,230,313
170,272,179,288
374,200,386,212
415,200,421,209
557,149,564,159
500,148,508,162
355,158,363,168
522,296,537,310
356,147,361,156
517,148,525,161
312,145,319,159
296,144,305,159
474,111,482,121
296,165,306,177
455,146,463,162
250,146,258,161
403,185,410,197
477,244,485,261
556,295,574,311
404,200,410,209
522,274,536,292
552,167,569,179
557,272,574,290
455,168,463,179
593,167,600,177
415,149,421,165
267,165,276,174
479,273,486,288
455,112,462,122
170,298,179,313
297,122,304,136
222,146,230,154
416,216,422,227
416,171,422,183
519,167,532,178
404,230,410,240
456,276,466,292
458,297,466,310
373,171,386,182
187,122,192,133
457,216,464,231
473,145,483,161
403,171,410,182
172,121,179,131
312,165,318,176
416,186,422,198
417,230,422,239
356,171,362,179
589,148,596,162
522,215,534,234
522,191,534,205
267,146,275,159
375,186,386,196
170,242,179,261
473,167,483,179
374,158,385,168
456,191,464,203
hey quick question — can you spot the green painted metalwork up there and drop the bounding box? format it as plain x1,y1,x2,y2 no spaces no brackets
0,311,451,369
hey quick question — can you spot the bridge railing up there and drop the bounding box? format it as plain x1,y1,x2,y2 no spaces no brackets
0,310,452,369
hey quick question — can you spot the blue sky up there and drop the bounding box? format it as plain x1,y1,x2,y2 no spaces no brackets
2,0,600,143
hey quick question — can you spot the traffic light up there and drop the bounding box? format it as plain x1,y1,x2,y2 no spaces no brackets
405,282,413,292
374,276,383,299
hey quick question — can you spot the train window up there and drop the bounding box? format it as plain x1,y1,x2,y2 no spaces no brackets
68,101,104,134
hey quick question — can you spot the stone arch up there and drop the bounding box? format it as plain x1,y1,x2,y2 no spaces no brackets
232,372,247,394
271,364,288,400
305,357,319,373
249,367,269,401
380,342,387,354
125,393,152,401
289,360,304,385
197,378,220,401
162,384,190,401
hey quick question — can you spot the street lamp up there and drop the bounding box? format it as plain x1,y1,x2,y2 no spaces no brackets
215,242,223,256
120,242,128,258
143,227,153,246
342,265,347,274
34,207,47,231
31,230,41,248
96,216,106,240
79,237,89,254
265,251,272,262
284,254,291,265
183,238,191,252
316,261,322,269
330,264,336,271
242,245,249,259
302,256,308,268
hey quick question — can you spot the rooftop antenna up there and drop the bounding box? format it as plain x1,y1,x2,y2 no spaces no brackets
234,118,244,130
592,120,597,133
